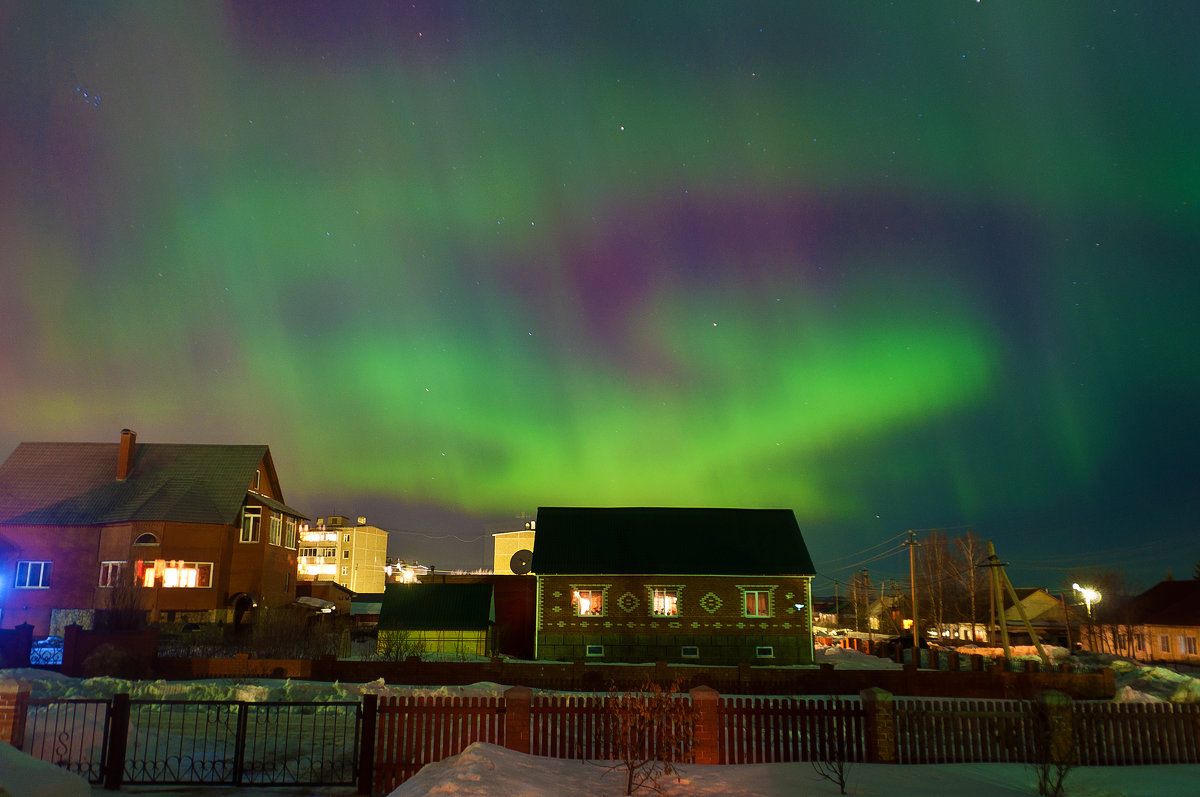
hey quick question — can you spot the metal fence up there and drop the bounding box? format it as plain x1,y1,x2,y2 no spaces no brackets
23,695,362,788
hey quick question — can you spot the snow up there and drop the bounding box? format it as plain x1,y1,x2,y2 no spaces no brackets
386,740,1200,797
1,646,1198,796
0,741,90,797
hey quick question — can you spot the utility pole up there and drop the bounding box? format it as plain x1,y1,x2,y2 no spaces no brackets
905,530,919,652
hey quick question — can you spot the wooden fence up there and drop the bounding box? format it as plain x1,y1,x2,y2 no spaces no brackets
8,683,1198,794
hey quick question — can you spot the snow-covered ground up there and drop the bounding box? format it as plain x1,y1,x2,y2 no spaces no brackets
2,644,1198,796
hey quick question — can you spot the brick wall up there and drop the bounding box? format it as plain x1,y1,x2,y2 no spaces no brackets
536,573,813,664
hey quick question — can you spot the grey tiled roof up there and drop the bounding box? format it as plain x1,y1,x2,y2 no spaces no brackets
0,441,302,526
531,507,816,576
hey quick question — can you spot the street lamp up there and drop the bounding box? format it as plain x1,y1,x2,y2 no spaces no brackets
1071,583,1101,616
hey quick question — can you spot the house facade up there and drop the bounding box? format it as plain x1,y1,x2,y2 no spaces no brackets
1122,580,1200,665
0,429,307,636
531,507,817,666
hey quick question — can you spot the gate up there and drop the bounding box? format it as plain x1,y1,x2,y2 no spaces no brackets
23,695,362,788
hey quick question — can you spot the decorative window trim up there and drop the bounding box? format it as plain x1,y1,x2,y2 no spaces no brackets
647,585,684,617
133,532,159,545
15,561,51,589
570,584,611,617
738,585,779,618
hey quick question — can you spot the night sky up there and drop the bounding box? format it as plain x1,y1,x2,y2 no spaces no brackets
2,2,1197,592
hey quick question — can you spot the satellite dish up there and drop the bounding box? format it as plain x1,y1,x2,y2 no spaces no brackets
510,549,533,575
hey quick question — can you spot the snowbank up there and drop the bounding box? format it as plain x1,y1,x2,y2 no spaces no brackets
386,740,1200,796
0,741,90,797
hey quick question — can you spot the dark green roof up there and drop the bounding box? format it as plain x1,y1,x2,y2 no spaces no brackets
531,507,816,576
377,583,495,631
0,441,306,526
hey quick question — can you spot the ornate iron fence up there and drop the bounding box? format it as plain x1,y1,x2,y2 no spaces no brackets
23,695,362,788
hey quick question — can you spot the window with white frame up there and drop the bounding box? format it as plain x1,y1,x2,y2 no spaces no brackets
285,518,297,548
98,561,125,588
572,587,607,616
269,514,282,546
15,561,51,588
241,507,261,543
649,586,680,617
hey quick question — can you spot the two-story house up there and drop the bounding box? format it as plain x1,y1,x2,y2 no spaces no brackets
0,429,307,635
531,507,817,665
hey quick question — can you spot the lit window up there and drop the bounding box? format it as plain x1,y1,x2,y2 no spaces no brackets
137,560,212,588
98,561,125,588
241,507,261,543
573,588,606,616
744,590,771,617
14,561,51,588
269,515,282,546
649,587,680,617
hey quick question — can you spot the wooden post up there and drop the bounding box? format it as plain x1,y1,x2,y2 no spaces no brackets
688,686,720,764
860,687,896,763
357,693,377,795
504,686,533,754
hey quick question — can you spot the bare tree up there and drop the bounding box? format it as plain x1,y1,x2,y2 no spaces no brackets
596,679,697,795
952,531,989,642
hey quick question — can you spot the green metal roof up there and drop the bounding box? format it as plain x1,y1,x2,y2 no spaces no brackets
531,507,816,576
377,583,496,631
0,441,306,526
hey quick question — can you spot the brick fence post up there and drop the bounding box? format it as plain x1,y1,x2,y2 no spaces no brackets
0,680,31,748
860,687,896,764
504,685,533,754
1036,690,1074,764
688,685,720,764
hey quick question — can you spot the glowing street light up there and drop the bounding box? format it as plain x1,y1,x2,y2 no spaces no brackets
1072,583,1102,616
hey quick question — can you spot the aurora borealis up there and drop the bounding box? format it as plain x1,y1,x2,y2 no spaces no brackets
2,3,1197,586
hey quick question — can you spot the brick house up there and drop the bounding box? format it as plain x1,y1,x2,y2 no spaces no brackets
0,429,307,636
531,507,816,665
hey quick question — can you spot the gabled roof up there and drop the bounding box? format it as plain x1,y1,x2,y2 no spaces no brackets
0,441,305,526
531,507,815,576
377,583,495,630
1124,580,1200,627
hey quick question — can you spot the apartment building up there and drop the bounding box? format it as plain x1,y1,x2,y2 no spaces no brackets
297,514,387,594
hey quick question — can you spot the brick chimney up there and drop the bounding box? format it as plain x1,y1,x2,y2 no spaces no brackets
117,428,137,480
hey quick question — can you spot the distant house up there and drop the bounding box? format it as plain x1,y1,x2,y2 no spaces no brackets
0,429,307,635
531,507,816,665
376,582,496,658
1122,580,1200,665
